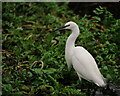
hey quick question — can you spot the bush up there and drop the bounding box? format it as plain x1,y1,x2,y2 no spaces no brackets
2,2,120,95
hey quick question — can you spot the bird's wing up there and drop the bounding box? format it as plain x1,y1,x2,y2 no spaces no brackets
72,46,103,83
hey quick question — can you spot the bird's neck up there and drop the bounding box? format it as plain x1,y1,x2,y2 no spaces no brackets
66,27,80,49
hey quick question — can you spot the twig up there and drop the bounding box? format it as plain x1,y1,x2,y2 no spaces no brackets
31,61,44,69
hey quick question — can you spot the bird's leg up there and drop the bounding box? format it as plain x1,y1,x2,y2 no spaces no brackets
77,72,82,81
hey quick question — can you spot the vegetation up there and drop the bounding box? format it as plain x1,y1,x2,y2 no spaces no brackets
2,2,120,96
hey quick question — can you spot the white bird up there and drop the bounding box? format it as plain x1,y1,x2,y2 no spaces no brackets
53,21,106,87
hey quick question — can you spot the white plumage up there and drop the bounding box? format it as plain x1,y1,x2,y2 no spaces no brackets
54,21,106,87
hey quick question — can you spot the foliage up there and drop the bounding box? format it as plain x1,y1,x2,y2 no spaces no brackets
2,2,120,96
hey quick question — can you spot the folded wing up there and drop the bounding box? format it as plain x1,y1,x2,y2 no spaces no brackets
72,46,106,87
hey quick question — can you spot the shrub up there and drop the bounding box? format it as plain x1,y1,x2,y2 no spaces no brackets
2,3,120,95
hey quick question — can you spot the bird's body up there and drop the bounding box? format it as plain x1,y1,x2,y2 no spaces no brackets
72,46,105,87
54,21,106,87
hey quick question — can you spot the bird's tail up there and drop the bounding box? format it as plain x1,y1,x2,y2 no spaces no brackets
95,76,107,87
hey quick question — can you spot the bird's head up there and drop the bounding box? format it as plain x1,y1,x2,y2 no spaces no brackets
64,21,78,29
53,21,78,31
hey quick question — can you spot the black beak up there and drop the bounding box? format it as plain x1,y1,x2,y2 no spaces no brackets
53,24,70,32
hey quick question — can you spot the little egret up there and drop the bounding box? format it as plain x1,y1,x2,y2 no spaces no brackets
53,21,106,87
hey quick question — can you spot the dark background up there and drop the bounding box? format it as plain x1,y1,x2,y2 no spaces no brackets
68,2,120,19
